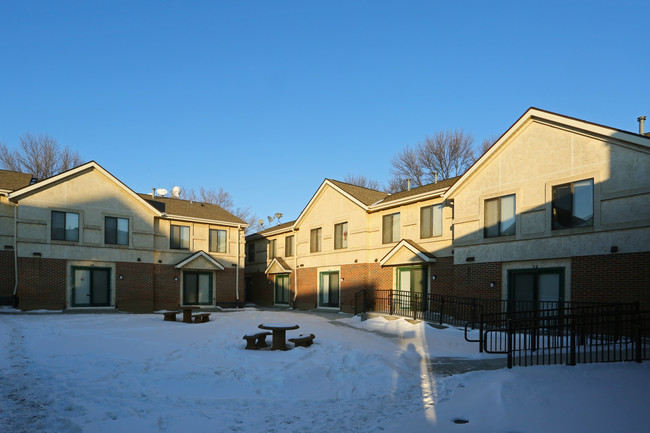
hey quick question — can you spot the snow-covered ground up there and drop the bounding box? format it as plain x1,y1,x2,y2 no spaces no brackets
0,309,648,433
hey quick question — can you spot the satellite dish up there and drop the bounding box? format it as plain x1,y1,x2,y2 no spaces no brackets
274,212,283,220
267,216,274,223
258,219,264,226
171,186,181,198
156,188,168,196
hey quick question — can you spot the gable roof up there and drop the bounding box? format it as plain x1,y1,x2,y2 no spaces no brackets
138,194,247,226
0,170,35,193
444,107,650,198
380,239,436,267
8,161,163,216
265,257,292,274
175,250,225,270
327,179,389,206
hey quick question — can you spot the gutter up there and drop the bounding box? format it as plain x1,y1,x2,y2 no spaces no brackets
292,227,298,306
236,224,241,306
12,201,18,299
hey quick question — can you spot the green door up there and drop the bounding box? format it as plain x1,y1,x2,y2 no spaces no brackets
183,271,213,305
319,272,339,308
275,274,290,305
397,266,427,310
72,267,111,307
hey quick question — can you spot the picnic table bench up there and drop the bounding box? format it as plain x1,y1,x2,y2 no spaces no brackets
289,334,316,347
162,311,179,321
243,332,272,350
192,313,211,323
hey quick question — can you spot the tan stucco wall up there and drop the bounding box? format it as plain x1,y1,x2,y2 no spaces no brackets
450,119,650,264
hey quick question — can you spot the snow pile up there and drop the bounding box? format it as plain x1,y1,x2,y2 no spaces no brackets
0,311,648,433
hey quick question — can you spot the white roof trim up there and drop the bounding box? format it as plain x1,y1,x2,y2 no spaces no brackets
175,251,225,270
295,180,369,226
164,214,248,228
264,258,292,274
7,161,164,216
379,240,435,267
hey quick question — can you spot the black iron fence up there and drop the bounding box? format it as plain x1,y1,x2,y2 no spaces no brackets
354,289,649,368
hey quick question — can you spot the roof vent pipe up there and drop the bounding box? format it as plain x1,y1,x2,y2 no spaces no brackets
151,188,156,197
638,116,646,135
407,179,411,191
434,172,438,183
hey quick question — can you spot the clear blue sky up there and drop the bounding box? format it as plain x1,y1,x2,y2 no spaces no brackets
1,1,647,225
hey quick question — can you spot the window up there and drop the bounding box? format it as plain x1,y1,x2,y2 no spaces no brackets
51,211,79,242
420,204,443,238
105,217,129,245
484,195,516,238
310,228,322,253
334,222,348,249
285,235,294,257
209,229,227,253
183,271,212,305
269,239,277,259
247,243,255,263
552,179,594,230
382,213,400,244
170,224,190,249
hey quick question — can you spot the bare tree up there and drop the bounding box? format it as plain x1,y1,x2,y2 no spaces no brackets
479,135,500,155
180,186,260,233
343,174,382,191
0,132,83,179
388,130,475,192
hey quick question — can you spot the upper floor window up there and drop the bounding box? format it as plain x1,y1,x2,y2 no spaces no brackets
105,216,129,245
170,224,190,249
51,211,79,242
269,239,277,259
552,179,594,230
421,204,443,238
247,243,255,263
310,228,322,253
209,229,227,253
382,212,400,244
334,222,348,249
285,235,294,257
484,195,516,238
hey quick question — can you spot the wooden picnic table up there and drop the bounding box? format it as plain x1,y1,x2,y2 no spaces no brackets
258,323,299,350
181,307,199,323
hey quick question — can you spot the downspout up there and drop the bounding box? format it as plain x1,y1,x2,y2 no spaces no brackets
236,224,241,307
292,227,298,306
12,202,18,298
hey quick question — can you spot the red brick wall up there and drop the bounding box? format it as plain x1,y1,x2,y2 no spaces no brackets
153,264,180,310
0,250,15,298
366,263,393,291
214,268,240,305
295,267,317,310
246,272,274,306
341,263,368,313
429,256,455,296
17,257,67,310
116,262,154,313
453,262,502,299
571,252,650,309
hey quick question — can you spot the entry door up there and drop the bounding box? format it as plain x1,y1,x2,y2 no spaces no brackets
72,267,111,307
319,272,339,308
397,267,427,310
508,268,564,312
275,274,290,305
183,272,213,305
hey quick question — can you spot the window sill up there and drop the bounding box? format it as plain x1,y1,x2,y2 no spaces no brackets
551,225,595,236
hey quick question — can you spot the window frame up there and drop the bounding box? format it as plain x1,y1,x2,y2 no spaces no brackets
170,224,190,250
247,243,256,263
334,222,348,250
269,239,277,259
420,204,443,239
51,210,79,242
209,229,227,253
382,212,401,244
484,194,516,238
105,216,129,245
285,235,294,257
552,179,594,230
310,228,322,253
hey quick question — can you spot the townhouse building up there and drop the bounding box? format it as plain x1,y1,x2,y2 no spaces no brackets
245,108,650,313
0,161,247,312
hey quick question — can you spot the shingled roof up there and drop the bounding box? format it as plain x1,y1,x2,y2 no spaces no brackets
137,194,247,225
327,179,388,206
377,176,460,205
0,169,35,192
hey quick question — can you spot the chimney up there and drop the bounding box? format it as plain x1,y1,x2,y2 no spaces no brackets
638,116,646,135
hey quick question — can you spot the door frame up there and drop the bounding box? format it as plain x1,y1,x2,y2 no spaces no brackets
71,266,112,307
274,274,290,305
182,271,214,306
507,267,565,311
318,271,340,309
396,265,428,311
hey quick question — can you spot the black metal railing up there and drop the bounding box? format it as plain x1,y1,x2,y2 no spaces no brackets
467,303,649,368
